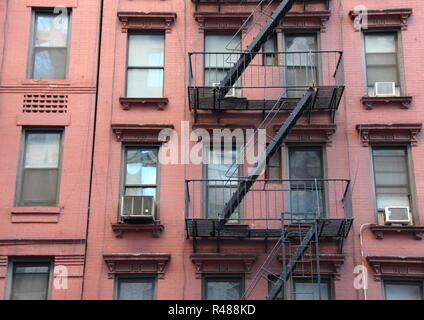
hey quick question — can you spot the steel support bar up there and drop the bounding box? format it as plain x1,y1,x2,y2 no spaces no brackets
217,88,315,228
219,0,296,96
267,223,318,300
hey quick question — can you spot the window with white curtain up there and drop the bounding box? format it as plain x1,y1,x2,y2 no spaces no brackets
29,9,70,79
16,129,63,207
126,33,165,98
9,261,51,300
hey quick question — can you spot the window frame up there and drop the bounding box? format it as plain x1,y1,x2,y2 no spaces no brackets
27,7,72,80
125,31,165,98
362,30,405,96
282,31,321,97
119,144,161,220
370,144,417,224
114,275,157,300
202,274,244,300
15,127,64,207
262,33,278,66
6,258,53,300
292,276,334,300
202,144,244,220
383,279,424,300
286,145,328,219
203,32,242,88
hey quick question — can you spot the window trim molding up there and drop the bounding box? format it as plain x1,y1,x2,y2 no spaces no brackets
356,123,422,147
191,253,257,279
111,124,174,143
194,12,251,33
117,12,177,33
273,124,337,146
277,10,331,33
103,253,171,279
367,256,424,281
15,127,64,208
349,8,413,31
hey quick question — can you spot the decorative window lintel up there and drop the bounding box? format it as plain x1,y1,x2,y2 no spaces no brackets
191,253,257,279
349,8,413,31
104,253,171,279
118,12,177,33
356,123,422,147
361,96,413,110
367,256,424,281
193,12,251,33
111,124,175,143
273,123,337,146
277,11,331,33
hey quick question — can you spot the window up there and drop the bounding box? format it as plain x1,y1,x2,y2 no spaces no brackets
204,146,241,220
263,33,278,66
284,33,318,98
204,33,241,88
116,276,156,300
384,280,423,300
203,276,243,300
265,146,282,181
293,278,332,300
372,147,411,212
364,32,401,96
126,33,165,98
288,147,325,220
268,275,284,300
9,261,51,300
16,129,63,207
29,9,70,79
123,147,159,198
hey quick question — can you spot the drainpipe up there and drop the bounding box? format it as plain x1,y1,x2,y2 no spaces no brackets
80,0,104,300
359,223,372,300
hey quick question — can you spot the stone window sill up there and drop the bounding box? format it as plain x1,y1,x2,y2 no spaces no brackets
361,96,413,110
370,224,424,240
111,223,164,238
119,97,169,110
11,207,62,223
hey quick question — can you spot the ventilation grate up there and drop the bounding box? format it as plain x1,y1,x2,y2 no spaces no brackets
23,94,68,113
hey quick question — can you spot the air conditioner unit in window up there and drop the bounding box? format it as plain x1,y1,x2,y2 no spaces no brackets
375,82,396,97
384,206,411,225
212,82,237,98
120,196,155,221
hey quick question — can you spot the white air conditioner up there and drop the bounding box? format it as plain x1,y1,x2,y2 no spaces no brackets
375,82,396,97
212,82,237,98
384,206,411,225
120,195,155,221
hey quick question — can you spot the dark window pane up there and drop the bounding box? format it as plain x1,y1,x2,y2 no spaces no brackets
205,278,242,300
385,282,422,300
289,149,323,180
11,263,50,300
293,280,330,300
20,169,58,206
117,278,155,300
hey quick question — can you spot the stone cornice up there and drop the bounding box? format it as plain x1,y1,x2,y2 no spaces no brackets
193,12,251,33
190,253,257,278
277,11,331,33
118,12,177,33
273,123,337,146
349,8,413,31
104,253,171,279
111,124,175,143
367,256,424,281
356,123,422,147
